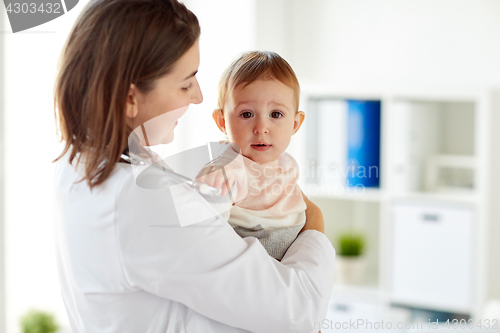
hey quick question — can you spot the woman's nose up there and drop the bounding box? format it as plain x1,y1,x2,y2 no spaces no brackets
253,117,269,135
191,79,203,104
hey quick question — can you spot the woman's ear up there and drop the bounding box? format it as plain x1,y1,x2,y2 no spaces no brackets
212,109,226,134
126,84,139,118
292,111,305,134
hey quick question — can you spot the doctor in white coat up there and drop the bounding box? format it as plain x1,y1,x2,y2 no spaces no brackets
53,0,335,332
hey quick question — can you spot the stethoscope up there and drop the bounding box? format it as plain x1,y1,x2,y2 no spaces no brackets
120,151,221,196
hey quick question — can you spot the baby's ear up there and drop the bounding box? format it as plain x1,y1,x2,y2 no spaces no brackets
212,109,226,134
292,111,305,134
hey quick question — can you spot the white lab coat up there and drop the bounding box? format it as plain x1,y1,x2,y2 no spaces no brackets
53,153,335,333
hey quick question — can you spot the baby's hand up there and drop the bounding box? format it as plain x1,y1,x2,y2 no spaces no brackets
196,164,235,197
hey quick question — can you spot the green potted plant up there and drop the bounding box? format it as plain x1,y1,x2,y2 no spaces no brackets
20,309,59,333
335,231,367,285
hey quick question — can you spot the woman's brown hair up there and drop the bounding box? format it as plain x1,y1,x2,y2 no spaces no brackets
54,0,200,188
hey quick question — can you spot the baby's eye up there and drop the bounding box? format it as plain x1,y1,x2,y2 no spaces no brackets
240,111,253,118
270,111,283,118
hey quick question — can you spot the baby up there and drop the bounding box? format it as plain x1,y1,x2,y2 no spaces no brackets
198,51,306,261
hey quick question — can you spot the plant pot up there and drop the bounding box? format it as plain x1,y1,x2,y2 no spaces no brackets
335,255,367,285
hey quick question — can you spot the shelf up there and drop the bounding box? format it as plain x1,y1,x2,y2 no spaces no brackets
389,191,478,206
305,186,385,202
295,87,500,320
385,100,476,193
305,186,477,205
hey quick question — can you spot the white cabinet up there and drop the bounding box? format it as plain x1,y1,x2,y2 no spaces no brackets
391,203,473,312
290,86,500,319
323,287,384,332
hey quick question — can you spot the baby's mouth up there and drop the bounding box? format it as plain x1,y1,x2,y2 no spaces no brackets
251,143,271,151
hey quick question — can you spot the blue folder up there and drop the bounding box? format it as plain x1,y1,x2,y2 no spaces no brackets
346,100,381,188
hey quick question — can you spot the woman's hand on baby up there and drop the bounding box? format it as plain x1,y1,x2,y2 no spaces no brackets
196,164,235,197
300,191,325,234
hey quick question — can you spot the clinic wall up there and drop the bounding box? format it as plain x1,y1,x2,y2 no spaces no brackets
2,7,84,333
256,0,500,89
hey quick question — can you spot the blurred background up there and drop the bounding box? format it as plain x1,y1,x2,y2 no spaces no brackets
2,0,500,332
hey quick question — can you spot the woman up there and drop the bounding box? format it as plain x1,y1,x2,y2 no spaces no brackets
53,0,335,332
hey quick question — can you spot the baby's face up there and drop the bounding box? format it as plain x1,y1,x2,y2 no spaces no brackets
219,78,303,164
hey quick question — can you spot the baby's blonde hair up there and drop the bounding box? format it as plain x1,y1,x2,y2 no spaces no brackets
217,51,300,112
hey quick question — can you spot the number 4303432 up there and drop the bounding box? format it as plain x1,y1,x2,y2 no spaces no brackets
5,2,62,14
443,319,499,329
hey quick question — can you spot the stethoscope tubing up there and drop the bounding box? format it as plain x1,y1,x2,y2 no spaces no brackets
120,152,221,196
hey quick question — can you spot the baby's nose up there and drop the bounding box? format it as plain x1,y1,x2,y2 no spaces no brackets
253,120,269,134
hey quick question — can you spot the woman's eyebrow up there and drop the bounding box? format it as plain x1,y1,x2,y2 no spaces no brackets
183,70,198,81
